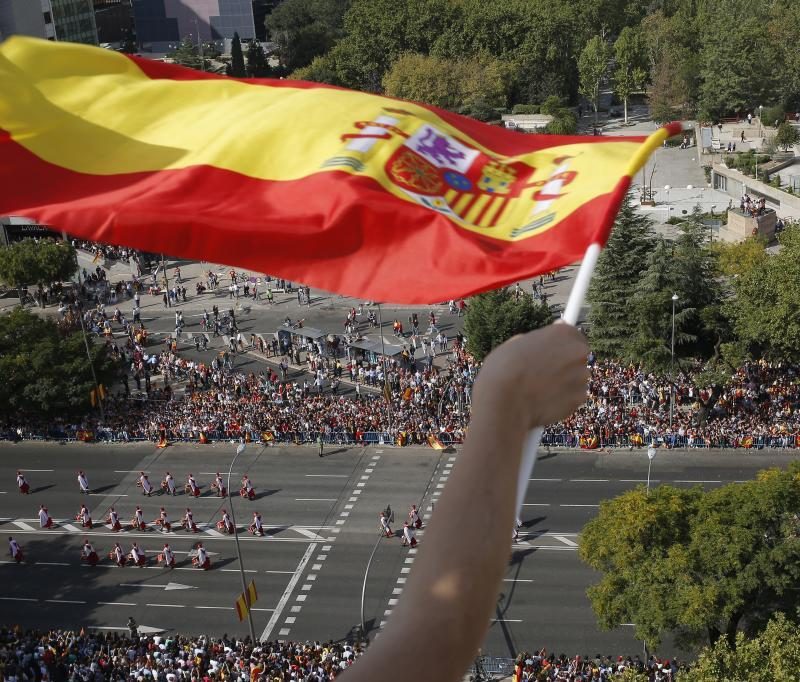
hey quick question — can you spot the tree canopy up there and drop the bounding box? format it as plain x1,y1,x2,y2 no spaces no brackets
681,613,800,682
580,463,800,650
464,288,552,362
725,224,800,361
0,308,121,419
587,197,657,359
270,0,800,118
0,238,77,297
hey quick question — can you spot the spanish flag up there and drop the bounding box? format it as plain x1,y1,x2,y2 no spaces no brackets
427,434,445,450
235,580,258,621
0,37,680,304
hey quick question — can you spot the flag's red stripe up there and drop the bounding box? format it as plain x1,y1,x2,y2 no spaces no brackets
0,129,626,304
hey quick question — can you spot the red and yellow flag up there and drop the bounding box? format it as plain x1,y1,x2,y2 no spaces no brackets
0,37,680,304
235,580,258,621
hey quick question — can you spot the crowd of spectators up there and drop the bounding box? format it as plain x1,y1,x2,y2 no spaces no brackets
512,650,687,681
3,238,799,450
542,357,800,449
0,627,701,681
0,626,363,681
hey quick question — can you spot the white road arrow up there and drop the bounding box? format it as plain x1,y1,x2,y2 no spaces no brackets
119,582,196,591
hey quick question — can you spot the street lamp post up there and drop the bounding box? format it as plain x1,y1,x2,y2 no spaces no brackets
670,294,678,429
646,445,657,495
226,442,257,643
664,185,671,219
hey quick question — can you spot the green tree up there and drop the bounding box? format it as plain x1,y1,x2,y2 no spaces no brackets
382,53,508,115
711,236,768,279
640,11,697,122
578,36,611,124
330,0,457,91
169,36,203,71
624,212,723,371
290,53,341,85
0,238,77,306
696,1,777,119
265,0,347,71
680,613,800,682
245,40,271,78
580,464,800,650
726,224,800,361
613,27,647,124
775,122,800,151
587,198,657,359
227,32,246,77
464,288,552,362
0,308,121,419
768,0,800,107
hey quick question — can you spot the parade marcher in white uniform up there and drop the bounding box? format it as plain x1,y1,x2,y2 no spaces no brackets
401,521,417,548
240,475,255,500
77,504,93,529
77,470,90,494
212,473,227,497
159,543,175,568
131,506,146,531
186,474,200,497
106,507,122,532
38,505,54,529
110,542,126,567
217,510,235,534
8,536,23,563
182,508,198,533
155,507,171,532
17,471,30,495
193,543,211,570
379,511,393,538
162,472,176,495
138,472,154,496
513,518,523,542
409,504,423,530
129,542,146,567
249,511,263,536
81,539,99,566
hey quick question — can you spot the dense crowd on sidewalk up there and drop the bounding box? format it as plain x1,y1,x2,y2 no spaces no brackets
512,649,687,681
542,357,800,449
2,239,798,449
0,626,363,681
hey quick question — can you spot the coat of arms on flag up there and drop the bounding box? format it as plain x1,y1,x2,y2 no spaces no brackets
332,110,582,241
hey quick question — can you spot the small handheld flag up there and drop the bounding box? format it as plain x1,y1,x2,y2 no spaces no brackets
0,37,680,304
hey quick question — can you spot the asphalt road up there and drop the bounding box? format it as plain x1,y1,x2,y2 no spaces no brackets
2,442,797,659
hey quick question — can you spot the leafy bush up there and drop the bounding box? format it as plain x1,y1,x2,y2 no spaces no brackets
540,95,566,116
761,104,785,129
511,103,539,114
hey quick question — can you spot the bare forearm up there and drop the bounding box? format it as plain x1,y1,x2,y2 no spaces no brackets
345,325,588,682
348,398,526,682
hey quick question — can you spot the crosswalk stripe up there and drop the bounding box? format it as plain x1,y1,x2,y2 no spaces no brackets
13,521,37,531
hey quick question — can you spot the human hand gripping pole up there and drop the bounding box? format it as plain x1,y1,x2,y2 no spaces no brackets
514,243,602,517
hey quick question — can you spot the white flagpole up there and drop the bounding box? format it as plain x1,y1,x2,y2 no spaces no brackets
515,242,603,516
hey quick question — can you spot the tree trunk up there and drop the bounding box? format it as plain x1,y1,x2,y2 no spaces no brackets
708,625,722,646
624,97,628,125
725,612,743,648
694,384,723,427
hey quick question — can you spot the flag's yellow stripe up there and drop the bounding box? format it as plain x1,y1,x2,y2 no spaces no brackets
464,195,492,224
481,197,507,227
444,189,459,204
453,193,474,214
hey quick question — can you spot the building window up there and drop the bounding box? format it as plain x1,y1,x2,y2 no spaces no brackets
44,11,52,24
